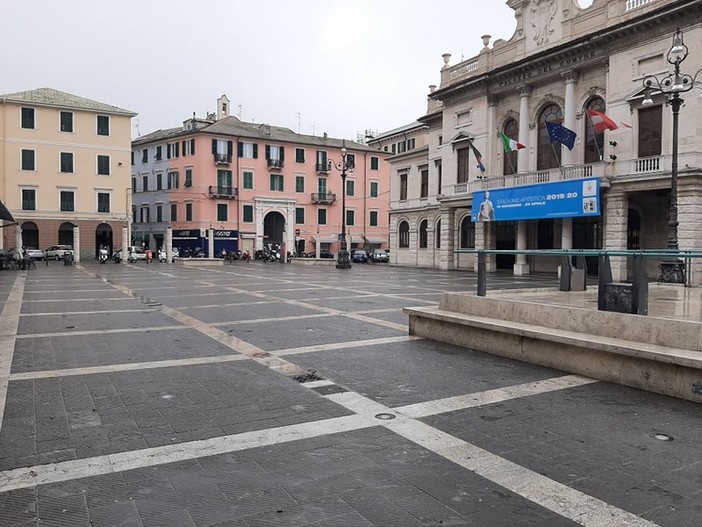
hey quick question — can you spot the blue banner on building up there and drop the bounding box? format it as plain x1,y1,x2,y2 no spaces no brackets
471,178,600,222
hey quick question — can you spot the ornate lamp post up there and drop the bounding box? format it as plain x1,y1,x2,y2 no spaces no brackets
329,140,352,269
642,28,702,283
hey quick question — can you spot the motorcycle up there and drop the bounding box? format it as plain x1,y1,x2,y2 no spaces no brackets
98,248,108,264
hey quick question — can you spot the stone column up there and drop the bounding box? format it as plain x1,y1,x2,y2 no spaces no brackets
513,220,530,275
518,85,532,171
677,186,702,285
122,224,129,265
604,192,628,281
562,70,579,166
73,225,80,263
487,96,499,173
439,208,456,271
165,226,173,263
476,221,496,273
208,228,214,258
562,218,573,249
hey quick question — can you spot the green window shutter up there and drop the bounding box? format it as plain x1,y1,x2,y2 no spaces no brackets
370,181,378,197
280,147,285,163
295,176,304,193
175,143,179,158
243,204,253,223
295,207,304,224
265,145,271,160
182,141,186,155
370,210,378,226
318,208,327,225
237,142,243,157
217,204,228,222
371,156,379,170
227,141,233,158
253,144,258,159
191,139,195,155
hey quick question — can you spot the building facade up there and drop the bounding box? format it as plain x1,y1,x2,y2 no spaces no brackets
0,88,136,260
381,0,702,283
131,96,391,258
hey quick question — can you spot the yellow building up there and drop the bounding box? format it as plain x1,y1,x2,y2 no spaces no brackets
0,88,136,260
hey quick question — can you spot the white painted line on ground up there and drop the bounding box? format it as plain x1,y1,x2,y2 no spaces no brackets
0,274,24,433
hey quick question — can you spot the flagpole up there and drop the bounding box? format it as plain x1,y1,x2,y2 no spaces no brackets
550,141,561,168
585,111,603,161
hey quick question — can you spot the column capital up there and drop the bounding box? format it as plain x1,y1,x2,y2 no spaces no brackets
561,69,579,83
517,85,533,97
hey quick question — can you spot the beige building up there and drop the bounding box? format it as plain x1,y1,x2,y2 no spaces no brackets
380,0,702,284
0,88,136,260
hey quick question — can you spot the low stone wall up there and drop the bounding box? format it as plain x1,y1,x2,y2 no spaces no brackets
175,258,224,266
289,258,337,266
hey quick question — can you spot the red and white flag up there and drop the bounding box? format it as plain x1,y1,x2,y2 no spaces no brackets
587,109,619,133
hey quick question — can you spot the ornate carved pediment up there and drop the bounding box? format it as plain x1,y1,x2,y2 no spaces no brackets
528,0,558,46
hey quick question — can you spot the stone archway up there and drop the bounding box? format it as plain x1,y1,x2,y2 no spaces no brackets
58,222,75,246
20,221,39,250
263,211,285,247
95,223,113,258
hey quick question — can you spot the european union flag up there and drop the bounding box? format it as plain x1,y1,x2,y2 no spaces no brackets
545,122,577,151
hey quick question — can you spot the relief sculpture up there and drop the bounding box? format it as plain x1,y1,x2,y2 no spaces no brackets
530,0,558,45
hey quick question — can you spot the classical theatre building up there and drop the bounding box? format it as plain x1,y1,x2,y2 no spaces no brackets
375,0,702,284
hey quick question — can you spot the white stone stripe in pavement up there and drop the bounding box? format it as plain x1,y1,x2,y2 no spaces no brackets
21,308,159,317
275,335,422,356
15,325,184,339
0,414,376,493
0,274,24,432
324,390,659,527
396,375,599,418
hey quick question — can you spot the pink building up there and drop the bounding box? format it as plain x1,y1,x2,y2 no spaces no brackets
131,96,391,258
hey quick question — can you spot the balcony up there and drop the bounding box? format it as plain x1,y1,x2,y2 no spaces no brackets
311,192,336,204
267,158,284,169
209,186,238,199
316,162,330,173
214,153,232,165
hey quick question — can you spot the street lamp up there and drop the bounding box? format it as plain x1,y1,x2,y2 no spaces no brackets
329,140,352,269
642,28,702,283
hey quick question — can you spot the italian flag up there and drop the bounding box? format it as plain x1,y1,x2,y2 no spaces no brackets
499,131,525,152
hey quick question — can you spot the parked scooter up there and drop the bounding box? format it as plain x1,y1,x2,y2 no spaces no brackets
98,247,108,264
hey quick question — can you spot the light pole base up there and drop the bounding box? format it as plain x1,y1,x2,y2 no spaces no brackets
657,260,685,284
336,249,352,269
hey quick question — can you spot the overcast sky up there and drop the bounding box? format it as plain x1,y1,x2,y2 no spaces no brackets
4,0,522,141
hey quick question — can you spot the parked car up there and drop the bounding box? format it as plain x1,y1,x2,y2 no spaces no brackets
303,250,334,259
370,249,389,263
352,249,369,263
25,247,46,260
113,246,147,263
45,244,74,260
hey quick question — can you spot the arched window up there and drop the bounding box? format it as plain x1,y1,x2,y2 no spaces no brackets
20,221,39,250
537,103,563,170
502,118,519,175
58,222,74,246
584,97,606,164
398,221,410,248
460,216,475,248
418,219,428,248
435,219,441,249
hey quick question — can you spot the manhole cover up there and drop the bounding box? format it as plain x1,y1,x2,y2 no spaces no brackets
375,413,396,420
652,433,673,441
291,371,323,383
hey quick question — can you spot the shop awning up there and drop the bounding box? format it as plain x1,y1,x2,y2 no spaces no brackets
312,235,338,243
0,201,16,227
364,236,387,244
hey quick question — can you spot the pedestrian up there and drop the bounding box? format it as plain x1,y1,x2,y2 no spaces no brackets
145,248,153,264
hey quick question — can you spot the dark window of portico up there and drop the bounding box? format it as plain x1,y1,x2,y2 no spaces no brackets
537,219,554,249
638,105,662,158
627,209,641,249
418,219,428,248
537,104,563,170
435,219,441,249
460,216,475,248
399,173,408,201
420,168,429,198
398,221,409,248
503,118,519,175
457,147,470,183
585,97,606,164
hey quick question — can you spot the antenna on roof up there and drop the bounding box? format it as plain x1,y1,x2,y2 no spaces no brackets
237,104,242,119
295,112,301,133
134,118,140,137
310,121,316,136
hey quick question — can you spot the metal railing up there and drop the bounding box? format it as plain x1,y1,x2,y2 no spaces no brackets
311,192,336,204
208,186,238,199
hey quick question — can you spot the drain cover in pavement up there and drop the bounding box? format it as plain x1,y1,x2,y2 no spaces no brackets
375,413,396,420
291,371,323,383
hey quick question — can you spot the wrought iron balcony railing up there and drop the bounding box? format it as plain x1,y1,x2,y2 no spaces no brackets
311,192,336,204
208,186,238,199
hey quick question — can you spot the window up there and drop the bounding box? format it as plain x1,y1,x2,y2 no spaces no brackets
295,175,304,193
238,142,258,159
167,142,180,159
295,148,305,163
370,181,378,198
502,119,520,175
265,145,284,168
97,115,110,136
185,203,193,222
132,206,137,223
295,207,305,224
345,153,355,169
537,104,563,170
21,189,36,211
217,203,228,222
60,190,75,212
436,160,442,193
420,168,429,198
214,139,233,163
457,147,471,183
168,171,179,189
21,149,35,170
170,203,177,221
97,192,110,213
316,150,328,171
243,171,253,189
132,177,136,192
140,206,150,223
370,156,379,170
638,105,662,158
346,179,355,197
142,149,148,163
131,151,134,166
243,204,253,223
346,209,355,226
419,219,428,248
97,155,110,175
217,170,232,191
399,173,408,201
60,152,74,173
185,168,192,188
156,205,163,222
142,175,149,191
60,111,73,132
585,98,607,164
21,107,35,129
182,139,195,156
398,221,410,248
537,219,554,249
156,172,163,190
370,210,378,227
155,145,163,161
435,219,441,249
460,217,475,248
270,173,284,191
318,209,327,225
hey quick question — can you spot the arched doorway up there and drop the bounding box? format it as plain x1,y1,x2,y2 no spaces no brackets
58,222,75,246
21,221,39,250
263,211,285,247
96,223,113,258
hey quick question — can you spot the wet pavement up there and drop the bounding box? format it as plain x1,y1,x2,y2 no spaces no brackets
0,260,700,526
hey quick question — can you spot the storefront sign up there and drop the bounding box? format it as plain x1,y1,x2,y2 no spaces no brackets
471,178,600,222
